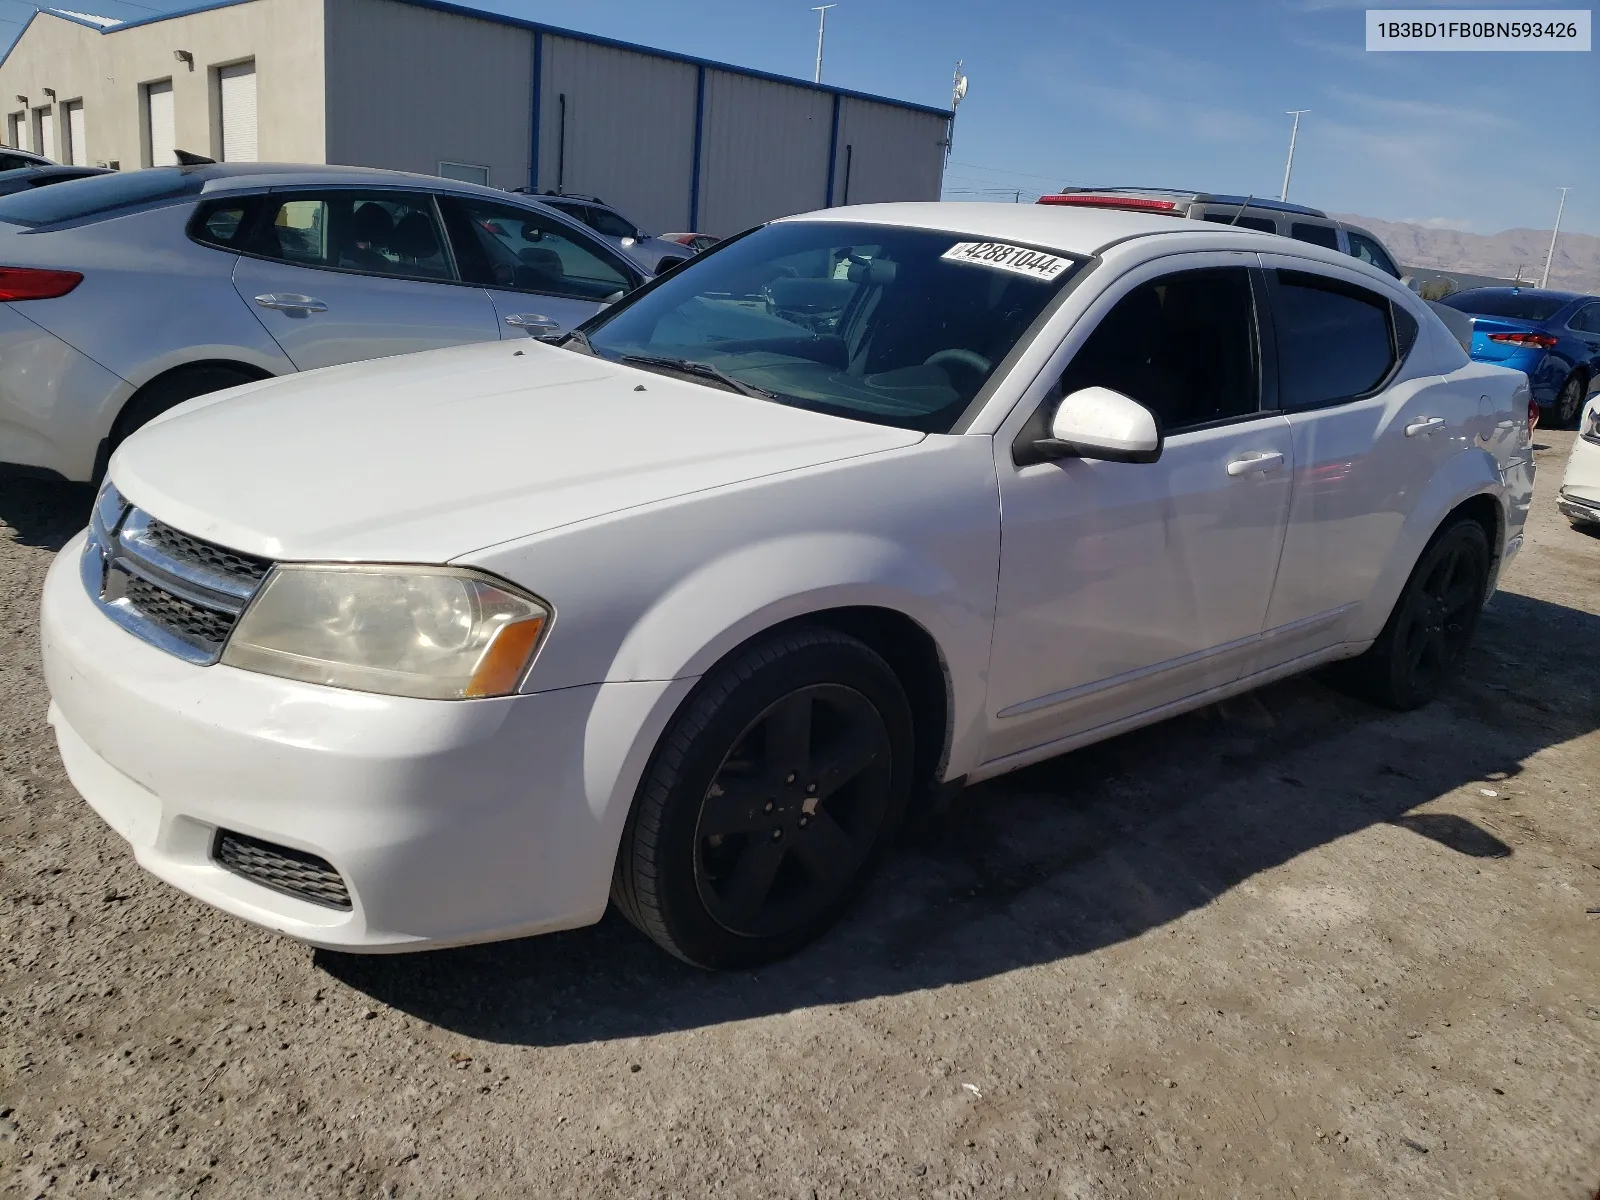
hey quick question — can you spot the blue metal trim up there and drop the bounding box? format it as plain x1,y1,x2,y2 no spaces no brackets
688,65,705,229
825,94,841,207
528,30,543,193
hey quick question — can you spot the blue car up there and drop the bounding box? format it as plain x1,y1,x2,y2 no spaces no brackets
1438,287,1600,428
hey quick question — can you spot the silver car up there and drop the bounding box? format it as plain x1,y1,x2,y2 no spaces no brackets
0,163,649,483
531,193,692,275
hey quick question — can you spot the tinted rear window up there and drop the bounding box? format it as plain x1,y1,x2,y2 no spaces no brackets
0,168,200,226
1273,269,1395,407
1439,290,1568,322
1290,222,1340,250
1203,213,1278,234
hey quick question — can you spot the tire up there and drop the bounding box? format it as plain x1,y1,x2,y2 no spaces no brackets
1551,372,1586,430
1330,518,1491,711
95,365,263,483
611,627,913,969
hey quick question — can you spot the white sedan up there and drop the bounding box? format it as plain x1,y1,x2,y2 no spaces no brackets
41,203,1535,968
1557,382,1600,527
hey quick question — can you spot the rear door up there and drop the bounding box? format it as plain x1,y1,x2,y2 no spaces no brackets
231,188,498,371
1256,253,1455,659
438,195,641,340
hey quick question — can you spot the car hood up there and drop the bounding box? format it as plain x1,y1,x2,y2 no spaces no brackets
111,340,924,563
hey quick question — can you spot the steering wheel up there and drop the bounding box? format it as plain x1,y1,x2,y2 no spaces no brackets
924,349,992,375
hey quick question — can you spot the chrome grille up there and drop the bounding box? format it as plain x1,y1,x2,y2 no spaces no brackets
213,830,352,910
139,520,271,585
82,485,273,664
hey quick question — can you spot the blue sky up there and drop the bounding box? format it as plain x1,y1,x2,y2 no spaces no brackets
7,0,1594,234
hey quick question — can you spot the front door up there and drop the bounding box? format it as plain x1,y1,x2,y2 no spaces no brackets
984,257,1295,766
437,195,640,342
232,189,499,372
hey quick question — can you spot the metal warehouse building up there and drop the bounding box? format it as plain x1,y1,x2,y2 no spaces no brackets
0,0,951,236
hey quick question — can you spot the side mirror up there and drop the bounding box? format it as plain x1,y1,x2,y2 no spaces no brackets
1038,386,1162,464
1403,275,1421,293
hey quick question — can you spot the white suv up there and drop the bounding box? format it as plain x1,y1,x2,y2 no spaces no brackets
41,203,1535,968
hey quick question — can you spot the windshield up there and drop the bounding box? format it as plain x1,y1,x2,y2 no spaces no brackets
581,221,1083,432
1440,290,1569,322
0,167,201,227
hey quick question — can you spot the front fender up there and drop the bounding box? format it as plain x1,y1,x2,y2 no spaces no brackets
609,530,988,781
1347,445,1509,645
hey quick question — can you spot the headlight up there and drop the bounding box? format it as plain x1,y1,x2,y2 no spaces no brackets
221,565,550,700
1584,403,1600,446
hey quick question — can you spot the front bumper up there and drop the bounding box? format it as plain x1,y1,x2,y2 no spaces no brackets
1558,487,1600,525
42,532,688,951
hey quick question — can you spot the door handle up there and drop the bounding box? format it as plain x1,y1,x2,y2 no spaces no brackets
254,293,328,313
1226,450,1285,477
504,313,562,336
1405,417,1446,437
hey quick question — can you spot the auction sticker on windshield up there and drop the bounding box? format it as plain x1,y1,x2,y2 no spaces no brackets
941,242,1072,282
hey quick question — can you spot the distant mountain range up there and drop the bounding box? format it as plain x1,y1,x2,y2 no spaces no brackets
1335,215,1600,295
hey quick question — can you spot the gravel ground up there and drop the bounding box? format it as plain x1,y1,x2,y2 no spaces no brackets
2,435,1596,1200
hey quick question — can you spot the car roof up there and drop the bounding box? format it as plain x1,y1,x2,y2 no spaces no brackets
1450,286,1588,304
784,201,1244,257
189,162,524,201
1043,187,1329,219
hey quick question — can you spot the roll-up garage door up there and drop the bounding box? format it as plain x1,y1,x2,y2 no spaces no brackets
146,80,174,167
65,102,86,165
36,109,53,161
219,62,257,162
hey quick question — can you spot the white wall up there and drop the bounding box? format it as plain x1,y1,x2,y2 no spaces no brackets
323,0,532,189
696,70,834,237
534,35,698,235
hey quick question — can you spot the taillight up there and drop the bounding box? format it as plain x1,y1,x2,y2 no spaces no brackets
1488,331,1558,349
1527,395,1539,436
0,266,82,301
1037,194,1179,213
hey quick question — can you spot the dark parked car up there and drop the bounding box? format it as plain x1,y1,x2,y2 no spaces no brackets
1438,287,1600,427
0,165,113,196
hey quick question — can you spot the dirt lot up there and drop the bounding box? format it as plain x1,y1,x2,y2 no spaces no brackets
2,435,1596,1200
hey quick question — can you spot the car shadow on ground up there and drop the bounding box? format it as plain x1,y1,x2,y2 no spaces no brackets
321,588,1598,1047
0,471,93,551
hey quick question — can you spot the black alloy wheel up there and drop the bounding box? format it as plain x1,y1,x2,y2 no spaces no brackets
1330,518,1490,711
1553,374,1586,430
612,627,912,969
694,683,893,938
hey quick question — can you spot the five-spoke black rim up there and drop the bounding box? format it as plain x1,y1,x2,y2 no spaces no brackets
694,683,893,938
1397,539,1483,691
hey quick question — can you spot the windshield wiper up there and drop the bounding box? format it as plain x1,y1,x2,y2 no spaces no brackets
619,354,780,401
560,328,595,356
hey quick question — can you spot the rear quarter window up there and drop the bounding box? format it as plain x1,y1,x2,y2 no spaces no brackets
0,168,201,226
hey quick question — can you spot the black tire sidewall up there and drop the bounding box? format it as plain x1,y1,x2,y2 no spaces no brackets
1556,374,1585,429
113,367,260,447
634,633,913,969
1377,520,1490,709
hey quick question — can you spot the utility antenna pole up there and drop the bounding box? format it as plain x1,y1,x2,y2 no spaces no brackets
944,60,967,167
811,5,836,84
1539,187,1568,289
1281,109,1309,202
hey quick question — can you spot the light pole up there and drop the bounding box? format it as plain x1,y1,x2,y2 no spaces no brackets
1281,109,1309,203
1539,187,1568,289
944,60,967,167
811,5,836,84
